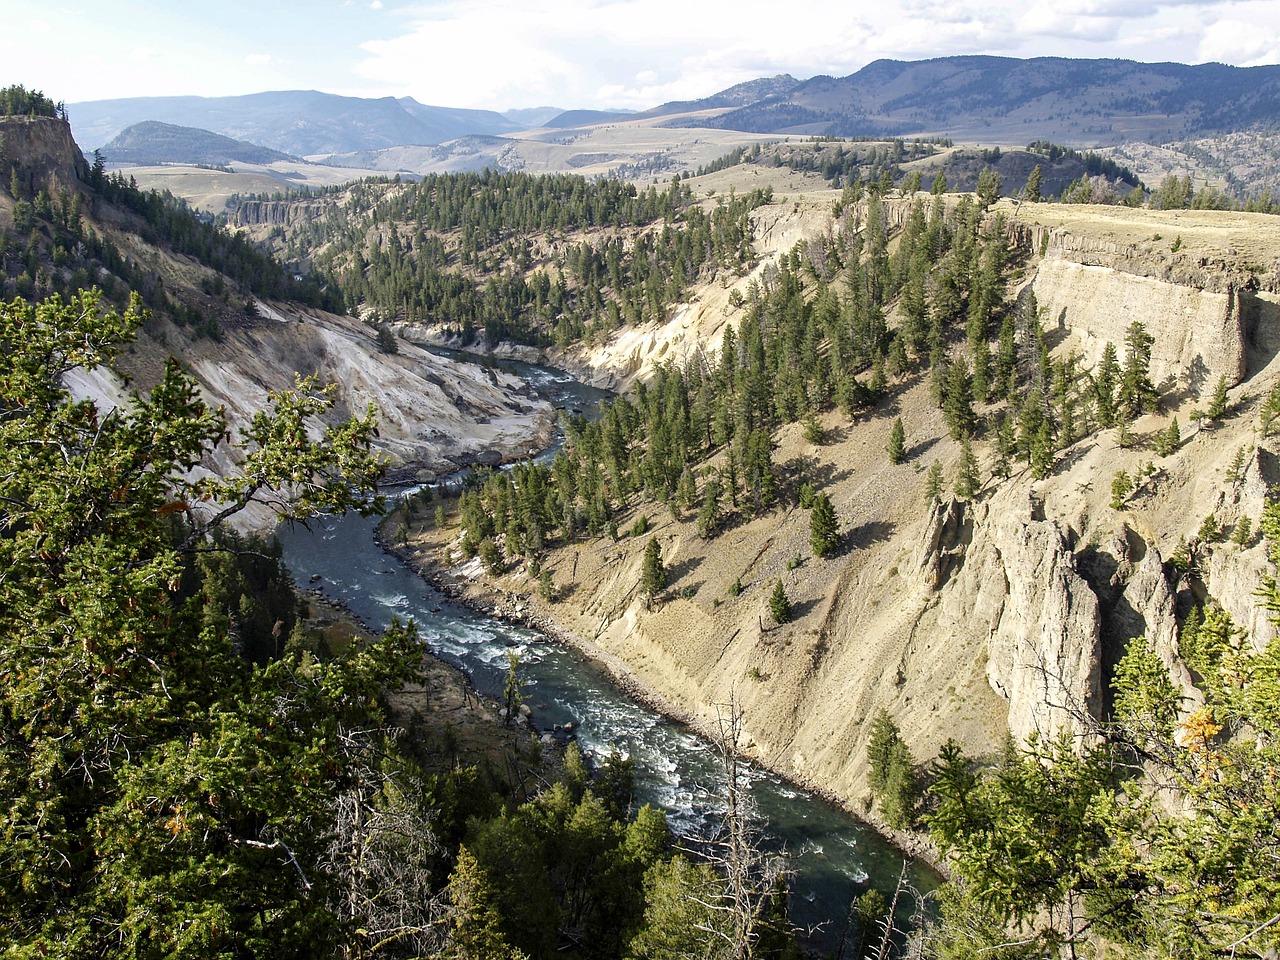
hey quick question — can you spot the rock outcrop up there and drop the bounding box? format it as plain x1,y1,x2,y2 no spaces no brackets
0,116,89,198
918,496,1103,743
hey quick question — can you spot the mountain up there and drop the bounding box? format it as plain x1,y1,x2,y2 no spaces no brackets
394,97,522,140
682,56,1280,145
99,120,298,166
502,106,566,128
649,74,801,115
68,90,522,157
544,108,636,128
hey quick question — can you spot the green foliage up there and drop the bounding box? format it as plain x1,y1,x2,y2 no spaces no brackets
1153,417,1181,456
887,416,907,464
479,535,505,574
1260,384,1280,437
1023,163,1043,203
925,504,1280,958
954,437,980,500
697,478,723,539
1207,374,1230,419
1232,515,1253,547
866,710,916,827
769,580,791,624
802,412,824,444
925,460,944,505
809,491,840,558
1197,512,1221,543
1113,635,1181,739
1119,321,1158,419
503,651,523,729
942,356,976,439
975,166,1002,208
375,322,398,354
0,291,431,954
1029,421,1054,479
1225,445,1249,484
641,537,667,600
0,84,59,118
1110,470,1134,509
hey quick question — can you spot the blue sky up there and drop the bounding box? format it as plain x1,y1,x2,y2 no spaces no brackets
7,0,1279,111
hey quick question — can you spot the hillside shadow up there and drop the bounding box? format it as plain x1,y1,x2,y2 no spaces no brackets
849,519,896,549
667,554,703,585
909,436,939,461
789,597,821,621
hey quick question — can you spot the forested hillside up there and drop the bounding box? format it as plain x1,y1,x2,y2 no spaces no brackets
316,153,1280,957
1,88,825,958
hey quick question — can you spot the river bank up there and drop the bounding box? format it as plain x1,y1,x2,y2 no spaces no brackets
378,506,946,875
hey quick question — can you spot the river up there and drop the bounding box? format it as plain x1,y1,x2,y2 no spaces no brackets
276,352,936,952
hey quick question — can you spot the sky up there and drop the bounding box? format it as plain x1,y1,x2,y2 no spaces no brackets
5,0,1279,112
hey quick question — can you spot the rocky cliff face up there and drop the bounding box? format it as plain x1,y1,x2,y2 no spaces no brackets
0,116,89,198
230,198,333,229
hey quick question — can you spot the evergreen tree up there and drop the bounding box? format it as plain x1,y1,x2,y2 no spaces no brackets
769,580,791,624
993,412,1016,479
640,537,666,601
696,478,722,539
1154,417,1181,456
942,356,976,440
1029,421,1055,479
975,166,1002,208
887,416,906,464
1094,341,1120,427
1225,445,1249,484
954,438,980,500
809,491,840,558
1119,321,1157,418
1024,164,1043,203
1207,373,1230,419
1110,470,1133,509
925,460,944,505
0,291,412,954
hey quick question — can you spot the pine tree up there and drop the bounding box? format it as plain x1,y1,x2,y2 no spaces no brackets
810,491,840,558
768,580,791,624
1154,417,1181,456
640,537,666,601
1024,164,1043,203
942,357,976,440
1120,321,1157,419
696,478,722,539
1110,470,1133,510
925,460,944,505
1225,445,1248,484
887,417,907,465
954,438,980,500
1094,341,1119,428
1207,373,1230,420
993,412,1016,479
1029,421,1054,479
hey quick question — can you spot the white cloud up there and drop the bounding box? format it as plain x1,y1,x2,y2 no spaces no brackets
370,0,383,8
1199,16,1280,65
245,53,273,66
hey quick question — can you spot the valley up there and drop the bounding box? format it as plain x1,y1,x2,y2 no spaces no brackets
5,62,1280,956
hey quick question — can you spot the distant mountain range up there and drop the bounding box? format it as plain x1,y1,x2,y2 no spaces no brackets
68,90,530,156
683,57,1280,144
99,121,298,166
69,57,1280,164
